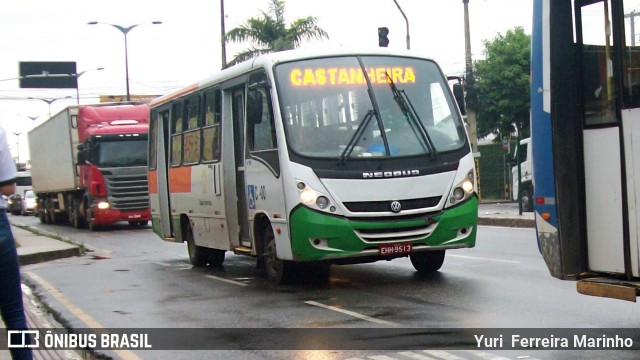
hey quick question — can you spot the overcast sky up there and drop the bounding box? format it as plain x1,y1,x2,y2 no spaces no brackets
0,0,533,162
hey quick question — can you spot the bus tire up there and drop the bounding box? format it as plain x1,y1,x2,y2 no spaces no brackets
521,188,533,212
263,225,294,284
410,250,446,273
208,249,225,268
186,225,208,267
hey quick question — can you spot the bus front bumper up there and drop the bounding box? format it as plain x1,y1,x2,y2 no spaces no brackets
289,197,478,262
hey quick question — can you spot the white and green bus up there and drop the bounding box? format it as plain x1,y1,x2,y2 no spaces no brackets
148,49,478,283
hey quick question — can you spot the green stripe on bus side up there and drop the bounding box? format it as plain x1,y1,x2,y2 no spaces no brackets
289,197,478,261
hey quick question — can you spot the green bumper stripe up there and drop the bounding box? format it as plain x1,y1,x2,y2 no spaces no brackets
289,197,478,261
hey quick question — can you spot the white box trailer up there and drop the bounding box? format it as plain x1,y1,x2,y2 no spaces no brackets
28,106,79,193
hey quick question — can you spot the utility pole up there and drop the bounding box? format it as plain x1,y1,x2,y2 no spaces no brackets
625,10,639,46
463,0,477,154
221,0,227,69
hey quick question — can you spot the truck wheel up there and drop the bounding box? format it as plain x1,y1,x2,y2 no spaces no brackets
410,250,446,274
84,202,98,231
38,200,46,224
521,188,533,212
71,200,83,229
263,225,295,284
186,225,208,267
45,199,55,224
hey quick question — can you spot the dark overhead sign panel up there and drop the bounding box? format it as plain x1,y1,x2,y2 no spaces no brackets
19,61,77,89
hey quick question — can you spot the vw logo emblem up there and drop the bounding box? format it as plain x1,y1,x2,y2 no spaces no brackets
390,201,402,213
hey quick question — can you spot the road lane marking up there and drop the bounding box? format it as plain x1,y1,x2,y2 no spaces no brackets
448,254,520,264
205,274,248,287
153,262,172,267
464,351,513,360
397,351,439,359
422,350,468,359
25,271,140,360
304,300,400,326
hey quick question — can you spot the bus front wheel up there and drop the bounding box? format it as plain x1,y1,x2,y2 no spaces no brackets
410,250,445,273
263,225,294,284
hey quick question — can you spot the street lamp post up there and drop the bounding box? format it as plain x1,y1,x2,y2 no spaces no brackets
392,0,410,50
73,67,104,104
11,132,21,164
17,114,41,128
28,96,73,118
87,21,162,101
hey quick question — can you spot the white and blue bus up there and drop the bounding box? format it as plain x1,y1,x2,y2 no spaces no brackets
532,0,640,301
148,49,478,283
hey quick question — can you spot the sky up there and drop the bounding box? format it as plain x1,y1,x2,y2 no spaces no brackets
0,0,533,162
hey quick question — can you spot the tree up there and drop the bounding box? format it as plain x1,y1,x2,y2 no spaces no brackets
472,27,531,140
224,0,329,66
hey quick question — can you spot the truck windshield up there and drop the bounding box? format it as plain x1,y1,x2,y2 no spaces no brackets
275,55,466,159
94,139,147,167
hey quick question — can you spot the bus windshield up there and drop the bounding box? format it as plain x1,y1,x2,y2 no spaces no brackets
275,56,466,159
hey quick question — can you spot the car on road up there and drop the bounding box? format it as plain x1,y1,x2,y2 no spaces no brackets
7,194,23,215
20,190,36,215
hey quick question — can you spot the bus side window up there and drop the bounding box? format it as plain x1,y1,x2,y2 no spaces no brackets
247,88,276,151
182,95,201,165
171,102,183,167
202,89,221,162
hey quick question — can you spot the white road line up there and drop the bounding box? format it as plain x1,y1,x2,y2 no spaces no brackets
397,351,439,359
422,350,467,360
448,254,520,264
463,351,513,360
367,356,399,360
304,300,400,326
205,274,248,287
153,262,172,267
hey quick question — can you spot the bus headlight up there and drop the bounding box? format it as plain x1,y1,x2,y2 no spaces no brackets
447,171,475,207
296,181,340,214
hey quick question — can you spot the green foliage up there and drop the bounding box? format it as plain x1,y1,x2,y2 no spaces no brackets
472,27,531,140
478,143,510,200
224,0,329,66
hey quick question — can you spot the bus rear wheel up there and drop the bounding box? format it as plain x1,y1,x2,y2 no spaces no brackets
186,226,208,267
263,225,294,284
410,250,446,273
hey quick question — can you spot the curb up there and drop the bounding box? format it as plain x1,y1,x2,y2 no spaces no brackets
12,223,85,265
478,217,535,228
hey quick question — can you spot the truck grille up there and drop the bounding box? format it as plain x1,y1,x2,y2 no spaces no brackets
104,174,149,211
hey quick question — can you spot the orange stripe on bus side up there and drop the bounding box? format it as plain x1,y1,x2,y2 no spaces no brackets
148,170,158,194
169,167,192,193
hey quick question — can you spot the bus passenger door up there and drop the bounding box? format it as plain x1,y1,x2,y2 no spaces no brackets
232,89,252,248
576,0,625,274
156,110,174,239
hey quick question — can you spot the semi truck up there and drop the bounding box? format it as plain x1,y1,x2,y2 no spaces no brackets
28,102,151,230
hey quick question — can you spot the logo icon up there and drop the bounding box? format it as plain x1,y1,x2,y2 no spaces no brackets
390,201,402,213
7,330,39,348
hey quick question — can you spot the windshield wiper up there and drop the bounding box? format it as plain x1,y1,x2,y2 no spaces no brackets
339,109,375,164
385,73,438,159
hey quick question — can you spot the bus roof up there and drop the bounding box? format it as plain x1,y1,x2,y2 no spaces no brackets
150,47,435,108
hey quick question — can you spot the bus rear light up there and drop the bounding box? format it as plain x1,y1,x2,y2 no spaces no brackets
541,213,551,221
535,197,555,205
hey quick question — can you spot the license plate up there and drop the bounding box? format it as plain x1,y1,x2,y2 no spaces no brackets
128,214,142,219
379,242,412,256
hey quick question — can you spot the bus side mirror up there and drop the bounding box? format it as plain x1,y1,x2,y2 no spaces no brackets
452,83,466,115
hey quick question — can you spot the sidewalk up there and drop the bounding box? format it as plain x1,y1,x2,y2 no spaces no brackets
0,223,84,360
477,201,535,228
